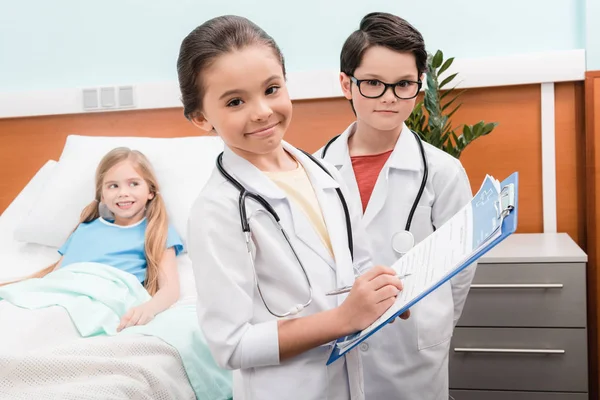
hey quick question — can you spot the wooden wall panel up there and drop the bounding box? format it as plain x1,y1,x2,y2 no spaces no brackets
555,81,587,247
286,98,355,151
0,83,585,246
585,71,600,399
455,84,544,234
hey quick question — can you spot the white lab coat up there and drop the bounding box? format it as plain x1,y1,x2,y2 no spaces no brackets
188,142,373,400
316,122,477,400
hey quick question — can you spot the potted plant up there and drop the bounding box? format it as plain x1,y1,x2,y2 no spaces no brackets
406,50,498,159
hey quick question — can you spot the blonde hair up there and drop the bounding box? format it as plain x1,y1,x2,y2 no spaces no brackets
2,147,168,295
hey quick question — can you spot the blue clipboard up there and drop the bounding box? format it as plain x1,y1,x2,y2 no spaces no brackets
326,172,519,365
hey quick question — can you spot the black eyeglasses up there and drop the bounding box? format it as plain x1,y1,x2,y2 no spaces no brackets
350,76,422,100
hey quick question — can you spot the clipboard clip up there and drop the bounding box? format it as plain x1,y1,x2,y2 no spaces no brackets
495,183,515,220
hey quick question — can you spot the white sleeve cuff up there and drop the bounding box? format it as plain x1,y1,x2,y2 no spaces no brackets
240,320,280,368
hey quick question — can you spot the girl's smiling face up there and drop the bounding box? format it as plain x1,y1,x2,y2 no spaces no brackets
101,160,153,225
191,45,292,159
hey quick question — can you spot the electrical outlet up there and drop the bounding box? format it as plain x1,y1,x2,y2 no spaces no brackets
82,85,137,111
82,88,99,110
100,87,116,108
118,86,135,108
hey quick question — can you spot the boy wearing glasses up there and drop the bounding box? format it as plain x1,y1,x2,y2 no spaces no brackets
316,12,477,400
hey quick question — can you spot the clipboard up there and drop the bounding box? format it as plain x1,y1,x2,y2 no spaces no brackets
326,172,519,365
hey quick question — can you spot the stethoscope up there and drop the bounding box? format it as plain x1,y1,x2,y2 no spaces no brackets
216,150,354,318
321,129,429,255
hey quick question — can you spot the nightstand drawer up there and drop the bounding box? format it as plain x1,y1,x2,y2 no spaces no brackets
458,263,586,327
450,390,587,400
449,327,587,392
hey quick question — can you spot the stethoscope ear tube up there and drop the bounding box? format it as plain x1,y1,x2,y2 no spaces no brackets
241,191,282,232
298,149,354,261
334,187,353,261
404,130,429,232
239,191,250,233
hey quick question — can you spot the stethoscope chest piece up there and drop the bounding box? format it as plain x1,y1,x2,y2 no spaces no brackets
392,230,415,255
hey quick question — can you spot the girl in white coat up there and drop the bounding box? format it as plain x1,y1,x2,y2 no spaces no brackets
177,15,407,400
317,12,477,400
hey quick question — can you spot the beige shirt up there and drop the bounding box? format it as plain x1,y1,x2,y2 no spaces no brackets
264,162,333,257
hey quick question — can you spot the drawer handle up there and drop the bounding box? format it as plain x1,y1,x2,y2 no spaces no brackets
470,283,563,289
454,347,565,354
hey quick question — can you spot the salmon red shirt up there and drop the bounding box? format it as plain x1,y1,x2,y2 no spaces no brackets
350,150,393,212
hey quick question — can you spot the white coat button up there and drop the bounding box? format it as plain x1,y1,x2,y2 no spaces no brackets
359,343,369,351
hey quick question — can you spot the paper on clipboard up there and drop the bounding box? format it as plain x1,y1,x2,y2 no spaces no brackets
330,173,517,357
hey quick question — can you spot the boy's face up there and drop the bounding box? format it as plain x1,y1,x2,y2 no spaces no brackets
340,45,422,133
192,45,292,159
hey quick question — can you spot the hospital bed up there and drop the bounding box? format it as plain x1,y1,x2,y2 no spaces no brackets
0,135,232,400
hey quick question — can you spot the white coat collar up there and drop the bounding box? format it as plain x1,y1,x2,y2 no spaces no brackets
323,123,353,168
326,121,423,172
221,141,340,201
387,123,424,172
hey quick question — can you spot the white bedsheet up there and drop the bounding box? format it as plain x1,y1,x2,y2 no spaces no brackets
0,161,204,400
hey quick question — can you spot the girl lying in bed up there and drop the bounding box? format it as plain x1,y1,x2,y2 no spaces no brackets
1,146,183,332
0,147,232,400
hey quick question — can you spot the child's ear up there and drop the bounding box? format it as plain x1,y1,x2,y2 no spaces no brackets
340,73,353,101
148,192,155,201
190,111,213,132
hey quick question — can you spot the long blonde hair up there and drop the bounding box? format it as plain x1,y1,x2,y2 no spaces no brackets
2,147,168,295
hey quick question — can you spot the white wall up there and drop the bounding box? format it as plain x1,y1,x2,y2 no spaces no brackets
0,0,586,92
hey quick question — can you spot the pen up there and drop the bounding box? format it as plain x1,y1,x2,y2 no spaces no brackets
325,273,412,296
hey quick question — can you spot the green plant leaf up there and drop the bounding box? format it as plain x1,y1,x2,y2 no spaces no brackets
451,131,460,147
446,104,462,120
424,90,438,116
439,73,458,90
482,122,498,134
412,49,499,159
426,72,438,93
406,105,427,132
431,50,443,69
428,115,442,132
463,125,473,141
438,57,454,76
474,121,484,137
441,93,462,112
441,87,466,101
440,115,449,130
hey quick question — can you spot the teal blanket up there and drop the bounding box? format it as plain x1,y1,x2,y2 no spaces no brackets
0,262,232,400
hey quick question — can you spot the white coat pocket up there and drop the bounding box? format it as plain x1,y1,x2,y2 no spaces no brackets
415,281,454,350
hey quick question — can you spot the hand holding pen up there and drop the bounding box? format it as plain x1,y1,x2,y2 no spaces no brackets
334,265,410,334
326,272,412,296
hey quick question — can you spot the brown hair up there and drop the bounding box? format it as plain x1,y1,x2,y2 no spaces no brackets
2,148,168,295
340,12,427,77
177,15,286,120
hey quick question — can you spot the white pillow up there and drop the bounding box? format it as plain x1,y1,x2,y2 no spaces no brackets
14,134,224,251
0,160,62,282
0,160,57,235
